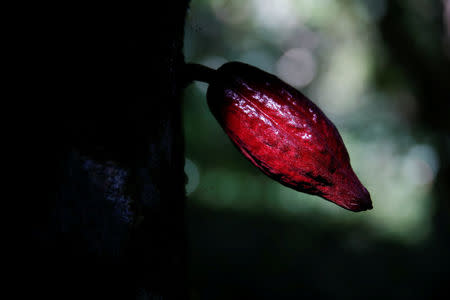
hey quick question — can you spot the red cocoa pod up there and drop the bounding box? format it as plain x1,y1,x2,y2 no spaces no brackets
206,62,372,212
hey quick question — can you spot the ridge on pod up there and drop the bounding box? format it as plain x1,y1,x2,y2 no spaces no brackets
206,62,372,212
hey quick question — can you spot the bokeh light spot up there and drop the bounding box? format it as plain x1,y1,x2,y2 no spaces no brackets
276,48,316,88
185,158,200,196
211,0,251,25
402,144,439,186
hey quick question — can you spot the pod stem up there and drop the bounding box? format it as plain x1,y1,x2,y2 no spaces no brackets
184,63,216,84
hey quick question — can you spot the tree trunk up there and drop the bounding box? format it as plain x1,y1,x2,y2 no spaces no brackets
33,2,190,299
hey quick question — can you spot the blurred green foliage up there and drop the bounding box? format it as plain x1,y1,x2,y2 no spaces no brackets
183,0,450,299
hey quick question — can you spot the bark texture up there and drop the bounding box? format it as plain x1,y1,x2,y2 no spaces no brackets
33,2,189,299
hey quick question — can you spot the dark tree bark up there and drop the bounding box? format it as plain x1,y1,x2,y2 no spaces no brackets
32,2,190,299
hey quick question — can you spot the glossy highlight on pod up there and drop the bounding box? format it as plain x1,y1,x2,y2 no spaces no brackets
188,62,372,212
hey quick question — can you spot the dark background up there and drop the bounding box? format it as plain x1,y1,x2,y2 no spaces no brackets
35,2,188,299
184,0,450,299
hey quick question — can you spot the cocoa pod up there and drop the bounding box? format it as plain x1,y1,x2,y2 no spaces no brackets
207,62,372,212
